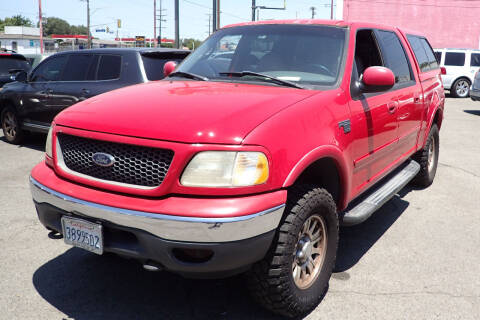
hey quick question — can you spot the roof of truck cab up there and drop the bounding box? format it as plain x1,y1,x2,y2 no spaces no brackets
48,47,190,56
222,19,425,37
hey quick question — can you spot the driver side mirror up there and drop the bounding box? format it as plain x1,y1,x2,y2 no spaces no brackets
360,66,395,93
163,61,177,78
14,70,28,82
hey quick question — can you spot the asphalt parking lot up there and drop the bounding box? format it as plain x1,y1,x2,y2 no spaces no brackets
0,97,479,320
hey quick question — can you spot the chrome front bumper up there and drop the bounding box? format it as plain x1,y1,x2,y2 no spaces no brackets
30,177,285,243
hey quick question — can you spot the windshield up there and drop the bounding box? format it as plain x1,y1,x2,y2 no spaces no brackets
0,57,30,76
176,24,347,88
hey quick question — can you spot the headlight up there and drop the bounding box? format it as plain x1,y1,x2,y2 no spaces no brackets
181,151,269,187
45,126,53,158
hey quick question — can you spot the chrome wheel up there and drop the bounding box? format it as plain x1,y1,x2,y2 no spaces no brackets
427,135,436,173
292,214,327,289
455,80,470,97
2,111,17,139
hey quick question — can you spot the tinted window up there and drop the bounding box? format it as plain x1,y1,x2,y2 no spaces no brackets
97,55,121,80
31,55,67,82
434,51,442,64
86,55,99,80
471,53,480,67
407,35,430,71
61,55,94,81
444,52,465,66
420,38,439,70
0,57,30,76
141,54,186,80
376,30,412,83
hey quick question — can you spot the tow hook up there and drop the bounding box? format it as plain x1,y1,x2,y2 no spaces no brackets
47,230,63,239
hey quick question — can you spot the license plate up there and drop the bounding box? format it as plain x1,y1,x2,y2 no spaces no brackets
61,216,103,255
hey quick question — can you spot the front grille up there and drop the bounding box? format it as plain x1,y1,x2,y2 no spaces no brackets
57,133,174,188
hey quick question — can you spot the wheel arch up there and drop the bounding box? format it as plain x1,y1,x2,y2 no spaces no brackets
283,145,351,210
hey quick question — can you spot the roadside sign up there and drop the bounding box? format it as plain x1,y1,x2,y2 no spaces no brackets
135,35,145,47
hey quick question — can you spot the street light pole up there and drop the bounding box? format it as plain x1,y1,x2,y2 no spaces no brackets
38,0,44,53
154,0,156,47
212,0,217,32
331,0,334,19
252,0,256,21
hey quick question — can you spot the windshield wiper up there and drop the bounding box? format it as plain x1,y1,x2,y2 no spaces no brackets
218,71,304,89
168,71,208,81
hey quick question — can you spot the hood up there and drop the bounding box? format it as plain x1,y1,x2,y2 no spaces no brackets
54,80,318,144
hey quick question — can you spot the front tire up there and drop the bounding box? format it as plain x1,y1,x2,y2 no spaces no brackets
412,124,439,187
451,78,470,98
1,106,24,144
247,186,339,318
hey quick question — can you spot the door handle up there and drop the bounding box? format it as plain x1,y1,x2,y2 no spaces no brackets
81,88,90,94
387,101,397,114
46,88,53,94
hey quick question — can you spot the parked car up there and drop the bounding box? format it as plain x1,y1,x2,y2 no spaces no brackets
0,51,31,88
22,53,51,68
29,21,444,317
470,69,480,101
434,48,480,97
0,48,190,143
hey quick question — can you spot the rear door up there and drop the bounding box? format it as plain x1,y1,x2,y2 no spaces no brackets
406,34,443,149
469,52,480,80
442,51,466,89
49,53,123,110
374,29,422,156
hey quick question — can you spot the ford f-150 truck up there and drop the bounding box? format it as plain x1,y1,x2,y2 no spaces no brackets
29,20,444,317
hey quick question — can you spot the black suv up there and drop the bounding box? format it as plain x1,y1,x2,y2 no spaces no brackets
0,51,31,88
0,48,189,143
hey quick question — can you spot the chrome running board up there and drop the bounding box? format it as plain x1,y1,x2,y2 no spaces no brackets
342,160,420,226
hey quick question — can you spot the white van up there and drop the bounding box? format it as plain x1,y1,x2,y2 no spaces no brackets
434,48,480,98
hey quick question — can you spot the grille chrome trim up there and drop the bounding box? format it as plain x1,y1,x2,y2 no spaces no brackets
56,136,173,190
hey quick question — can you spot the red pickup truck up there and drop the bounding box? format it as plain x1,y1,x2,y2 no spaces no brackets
30,20,444,317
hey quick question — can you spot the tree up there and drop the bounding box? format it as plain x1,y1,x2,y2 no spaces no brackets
181,38,202,50
0,15,33,31
42,17,71,35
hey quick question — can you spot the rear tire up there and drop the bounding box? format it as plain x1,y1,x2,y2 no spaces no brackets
1,106,24,144
412,124,439,187
247,186,339,318
451,78,470,98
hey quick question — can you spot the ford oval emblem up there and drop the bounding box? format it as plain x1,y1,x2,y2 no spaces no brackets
92,152,115,167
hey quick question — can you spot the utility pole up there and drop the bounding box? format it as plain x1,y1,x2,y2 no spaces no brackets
206,13,212,36
87,0,91,49
174,0,179,49
38,0,44,53
216,0,220,30
157,0,166,47
310,6,316,19
153,0,156,47
331,0,334,19
212,0,217,32
251,0,256,21
252,0,286,22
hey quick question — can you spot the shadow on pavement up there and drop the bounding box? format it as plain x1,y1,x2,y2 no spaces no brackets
33,186,414,319
0,132,46,152
464,109,480,116
32,249,281,320
334,192,410,273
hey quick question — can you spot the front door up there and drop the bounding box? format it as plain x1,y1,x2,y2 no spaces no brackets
21,55,67,125
348,29,399,195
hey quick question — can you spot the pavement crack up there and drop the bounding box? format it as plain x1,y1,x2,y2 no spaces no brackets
439,162,480,178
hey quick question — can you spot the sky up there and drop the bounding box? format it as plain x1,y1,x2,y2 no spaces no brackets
0,0,337,40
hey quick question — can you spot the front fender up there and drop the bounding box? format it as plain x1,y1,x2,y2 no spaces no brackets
282,145,351,209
